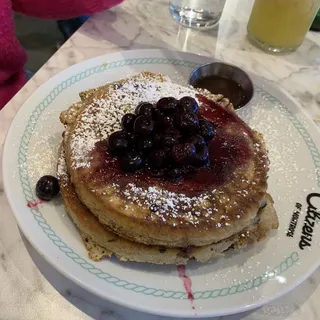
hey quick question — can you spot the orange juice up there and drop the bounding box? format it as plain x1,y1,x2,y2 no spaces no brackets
248,0,319,52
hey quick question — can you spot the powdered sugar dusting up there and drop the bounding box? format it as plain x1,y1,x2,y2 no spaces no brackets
120,183,219,225
70,73,198,169
242,95,318,206
17,108,61,183
57,147,68,188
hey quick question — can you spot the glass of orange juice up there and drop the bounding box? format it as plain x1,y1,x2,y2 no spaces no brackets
247,0,320,53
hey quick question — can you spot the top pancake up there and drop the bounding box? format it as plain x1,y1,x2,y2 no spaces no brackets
64,72,269,248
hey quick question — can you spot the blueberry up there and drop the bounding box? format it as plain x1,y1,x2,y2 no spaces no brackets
147,149,168,170
175,112,199,134
152,108,163,120
199,120,215,141
108,131,129,155
156,115,174,130
167,167,182,179
153,132,163,147
185,134,207,150
134,115,154,136
161,128,181,148
137,137,154,152
156,97,178,114
135,102,154,117
121,113,136,132
120,152,144,172
193,146,209,167
146,167,166,177
181,165,196,175
126,132,137,150
178,96,199,114
36,175,60,201
171,143,196,165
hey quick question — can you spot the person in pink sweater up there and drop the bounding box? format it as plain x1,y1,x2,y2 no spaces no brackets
0,0,122,109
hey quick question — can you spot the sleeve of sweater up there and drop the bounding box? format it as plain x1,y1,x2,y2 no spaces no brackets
0,0,27,110
0,0,122,109
13,0,123,19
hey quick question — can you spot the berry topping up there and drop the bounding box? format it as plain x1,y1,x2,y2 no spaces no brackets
186,134,207,150
147,149,168,170
126,132,137,150
151,108,163,121
161,128,181,148
121,113,136,132
134,115,154,136
137,137,154,152
153,132,163,147
120,152,144,172
199,120,215,141
135,102,154,117
108,131,129,155
178,96,199,114
175,112,199,133
193,146,209,167
36,175,60,201
172,143,196,165
167,167,182,179
156,115,174,130
146,167,166,177
156,97,178,114
106,96,216,177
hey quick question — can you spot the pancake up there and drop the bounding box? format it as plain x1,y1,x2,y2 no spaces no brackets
57,143,279,264
63,72,269,248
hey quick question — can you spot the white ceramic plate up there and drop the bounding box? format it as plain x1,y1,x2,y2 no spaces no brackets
3,49,320,318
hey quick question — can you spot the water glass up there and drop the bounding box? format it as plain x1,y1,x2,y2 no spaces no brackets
169,0,226,29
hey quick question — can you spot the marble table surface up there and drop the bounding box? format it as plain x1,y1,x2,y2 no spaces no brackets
1,0,320,319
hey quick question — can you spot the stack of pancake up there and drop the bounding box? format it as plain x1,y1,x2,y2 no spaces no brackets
57,72,278,264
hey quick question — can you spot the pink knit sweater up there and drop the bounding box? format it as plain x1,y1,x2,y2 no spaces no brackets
0,0,122,109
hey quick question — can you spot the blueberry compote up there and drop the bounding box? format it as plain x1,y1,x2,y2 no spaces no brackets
107,97,214,176
95,95,253,196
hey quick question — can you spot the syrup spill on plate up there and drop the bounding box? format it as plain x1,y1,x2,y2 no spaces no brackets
177,264,197,314
27,200,42,211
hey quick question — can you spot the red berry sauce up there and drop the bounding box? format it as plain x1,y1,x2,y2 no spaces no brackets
90,95,253,197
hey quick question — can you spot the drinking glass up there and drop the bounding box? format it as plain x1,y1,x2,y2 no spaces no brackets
169,0,226,29
247,0,320,53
